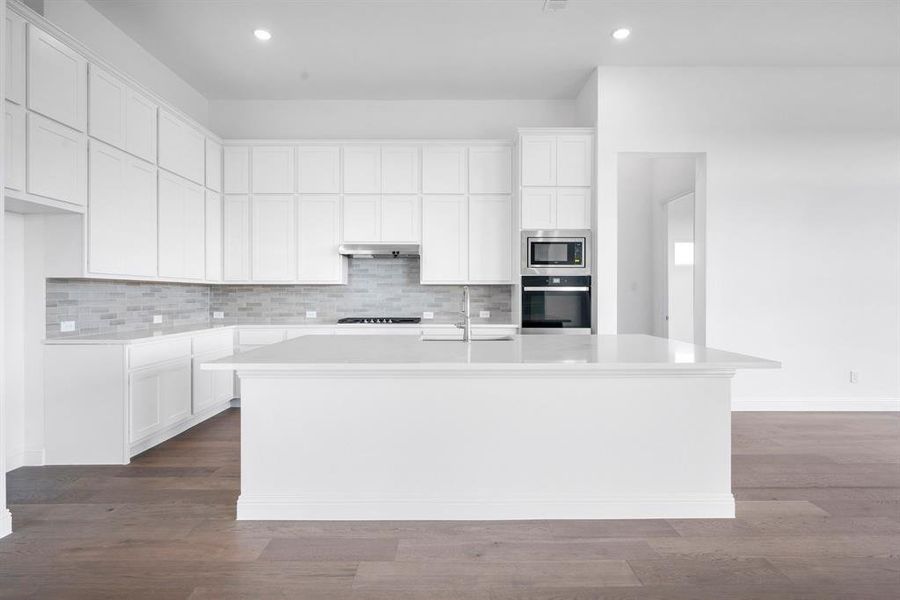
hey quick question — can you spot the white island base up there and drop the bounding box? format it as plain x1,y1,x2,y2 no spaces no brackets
206,334,778,521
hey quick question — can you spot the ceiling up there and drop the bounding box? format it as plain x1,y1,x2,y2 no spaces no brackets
84,0,900,100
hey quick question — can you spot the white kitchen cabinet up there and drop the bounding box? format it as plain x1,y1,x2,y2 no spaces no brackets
381,195,419,242
421,195,468,283
422,145,467,194
27,112,87,206
223,195,251,281
469,195,512,283
381,146,419,193
297,145,340,193
342,195,380,242
343,145,381,193
27,25,87,131
6,12,26,105
521,135,556,187
124,90,158,163
158,109,204,184
88,140,157,277
88,65,157,163
4,101,25,191
130,358,191,443
205,190,223,281
205,139,222,192
521,188,556,229
158,171,205,280
556,187,591,229
469,145,511,194
252,194,295,281
192,349,234,414
298,195,345,283
556,135,592,186
223,146,250,194
251,146,294,193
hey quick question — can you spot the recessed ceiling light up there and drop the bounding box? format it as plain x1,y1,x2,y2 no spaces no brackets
611,28,631,41
254,29,272,41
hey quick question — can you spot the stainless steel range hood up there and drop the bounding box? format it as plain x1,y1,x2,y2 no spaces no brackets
338,243,420,258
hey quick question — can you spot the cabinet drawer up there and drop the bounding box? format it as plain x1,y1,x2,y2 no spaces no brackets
192,330,234,355
128,338,192,370
237,329,285,346
284,328,334,340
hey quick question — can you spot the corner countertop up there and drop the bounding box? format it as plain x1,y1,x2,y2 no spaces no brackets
203,334,781,373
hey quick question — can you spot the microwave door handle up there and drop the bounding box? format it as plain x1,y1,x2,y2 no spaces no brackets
522,286,590,292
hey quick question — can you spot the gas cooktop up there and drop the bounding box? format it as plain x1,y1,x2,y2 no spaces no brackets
337,317,421,325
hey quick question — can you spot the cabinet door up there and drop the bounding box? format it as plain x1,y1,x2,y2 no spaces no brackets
27,112,87,205
205,139,222,192
4,101,25,191
158,172,204,279
252,195,295,281
298,195,343,283
381,195,419,242
223,195,251,281
5,13,26,104
183,183,207,280
27,26,87,131
343,145,380,193
223,146,250,193
521,188,556,229
192,349,234,414
469,195,512,283
129,368,163,443
297,146,340,193
421,195,468,283
160,360,192,427
122,155,158,277
422,146,467,194
521,135,556,186
469,145,511,194
342,195,380,242
252,146,294,193
88,65,125,149
205,190,223,281
557,135,592,186
381,146,419,193
124,90,157,163
158,110,204,184
556,187,591,229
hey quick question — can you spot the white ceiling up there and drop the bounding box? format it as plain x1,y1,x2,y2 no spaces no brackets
84,0,900,100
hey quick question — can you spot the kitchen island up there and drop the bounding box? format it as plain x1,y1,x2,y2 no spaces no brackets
205,334,778,520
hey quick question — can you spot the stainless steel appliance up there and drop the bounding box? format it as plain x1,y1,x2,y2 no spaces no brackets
520,275,591,334
337,317,421,324
521,229,591,276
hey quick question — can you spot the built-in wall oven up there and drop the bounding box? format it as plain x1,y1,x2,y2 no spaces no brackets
522,229,591,276
521,275,592,334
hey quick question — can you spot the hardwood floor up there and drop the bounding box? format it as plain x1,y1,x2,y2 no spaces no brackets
2,409,898,599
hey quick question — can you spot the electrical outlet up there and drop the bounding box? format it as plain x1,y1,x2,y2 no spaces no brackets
212,311,224,320
60,321,75,333
422,311,434,320
153,315,163,324
306,310,317,319
479,310,490,319
850,370,859,384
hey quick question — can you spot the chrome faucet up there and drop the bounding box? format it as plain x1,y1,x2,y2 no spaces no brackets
456,285,471,342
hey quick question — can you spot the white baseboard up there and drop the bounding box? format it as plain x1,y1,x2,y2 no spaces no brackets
733,396,900,412
0,508,11,539
229,398,241,408
4,449,45,473
236,493,736,521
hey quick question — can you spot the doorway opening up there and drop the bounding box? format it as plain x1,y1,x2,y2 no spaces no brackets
616,152,707,345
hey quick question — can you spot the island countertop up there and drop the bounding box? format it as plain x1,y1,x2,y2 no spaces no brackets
203,333,779,373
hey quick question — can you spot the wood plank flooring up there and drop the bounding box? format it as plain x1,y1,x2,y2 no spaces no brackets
2,409,898,599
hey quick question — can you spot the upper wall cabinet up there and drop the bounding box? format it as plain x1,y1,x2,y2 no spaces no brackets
469,195,512,283
297,146,340,193
205,139,222,192
223,195,251,281
205,190,223,281
556,135,592,186
521,132,593,188
158,171,205,280
88,65,157,163
27,112,87,206
158,109,204,184
223,146,250,194
381,146,419,193
521,136,556,187
421,194,468,283
469,145,511,194
251,195,295,281
251,146,295,194
298,195,345,283
27,25,87,131
422,146,467,194
5,101,25,191
5,12,26,105
343,145,381,193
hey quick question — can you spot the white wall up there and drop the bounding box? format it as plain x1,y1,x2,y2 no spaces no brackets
209,99,577,139
42,0,209,125
4,215,25,470
596,67,900,406
616,156,655,334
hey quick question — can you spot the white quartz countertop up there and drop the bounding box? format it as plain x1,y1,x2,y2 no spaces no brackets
204,334,780,372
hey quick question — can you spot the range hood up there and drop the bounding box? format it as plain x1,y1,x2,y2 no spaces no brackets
338,243,420,258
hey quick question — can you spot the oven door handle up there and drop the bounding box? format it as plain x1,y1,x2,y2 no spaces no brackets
522,286,590,292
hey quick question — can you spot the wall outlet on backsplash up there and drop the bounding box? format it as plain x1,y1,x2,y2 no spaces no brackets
479,311,490,319
60,321,75,333
422,311,434,319
306,310,317,319
212,311,224,319
153,315,163,324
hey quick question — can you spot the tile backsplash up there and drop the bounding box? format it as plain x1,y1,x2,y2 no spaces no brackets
46,258,513,338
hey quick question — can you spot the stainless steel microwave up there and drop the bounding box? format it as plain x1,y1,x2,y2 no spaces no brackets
521,230,591,276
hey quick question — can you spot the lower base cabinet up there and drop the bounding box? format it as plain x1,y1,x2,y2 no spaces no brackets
129,358,192,444
193,349,235,414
